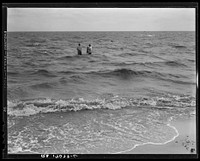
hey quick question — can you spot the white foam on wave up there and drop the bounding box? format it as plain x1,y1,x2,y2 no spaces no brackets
7,100,58,117
7,97,129,116
7,94,196,117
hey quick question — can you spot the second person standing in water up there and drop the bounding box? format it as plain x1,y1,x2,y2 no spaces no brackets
86,44,92,55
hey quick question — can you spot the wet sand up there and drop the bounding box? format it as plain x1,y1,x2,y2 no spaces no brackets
120,115,196,154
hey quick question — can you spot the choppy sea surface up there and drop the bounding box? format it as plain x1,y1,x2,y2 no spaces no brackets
7,31,196,154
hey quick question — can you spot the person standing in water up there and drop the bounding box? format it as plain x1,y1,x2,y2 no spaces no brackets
87,44,92,55
77,43,82,55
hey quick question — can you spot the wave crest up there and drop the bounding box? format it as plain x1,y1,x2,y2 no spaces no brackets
32,70,57,77
165,61,187,67
7,94,195,117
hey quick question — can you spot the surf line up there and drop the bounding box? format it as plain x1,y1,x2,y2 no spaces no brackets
111,116,179,154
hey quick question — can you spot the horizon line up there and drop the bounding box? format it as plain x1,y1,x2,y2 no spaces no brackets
7,30,195,32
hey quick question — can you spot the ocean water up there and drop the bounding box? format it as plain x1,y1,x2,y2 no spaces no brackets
7,31,196,154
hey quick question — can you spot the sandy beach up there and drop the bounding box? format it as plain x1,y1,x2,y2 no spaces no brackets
120,115,196,154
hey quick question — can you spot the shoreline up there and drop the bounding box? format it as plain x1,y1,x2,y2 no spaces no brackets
116,115,196,154
9,115,196,155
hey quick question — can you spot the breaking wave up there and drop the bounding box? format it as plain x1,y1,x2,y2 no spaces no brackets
7,94,196,117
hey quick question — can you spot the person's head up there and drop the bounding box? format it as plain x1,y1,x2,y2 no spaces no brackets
78,43,81,46
89,44,91,47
